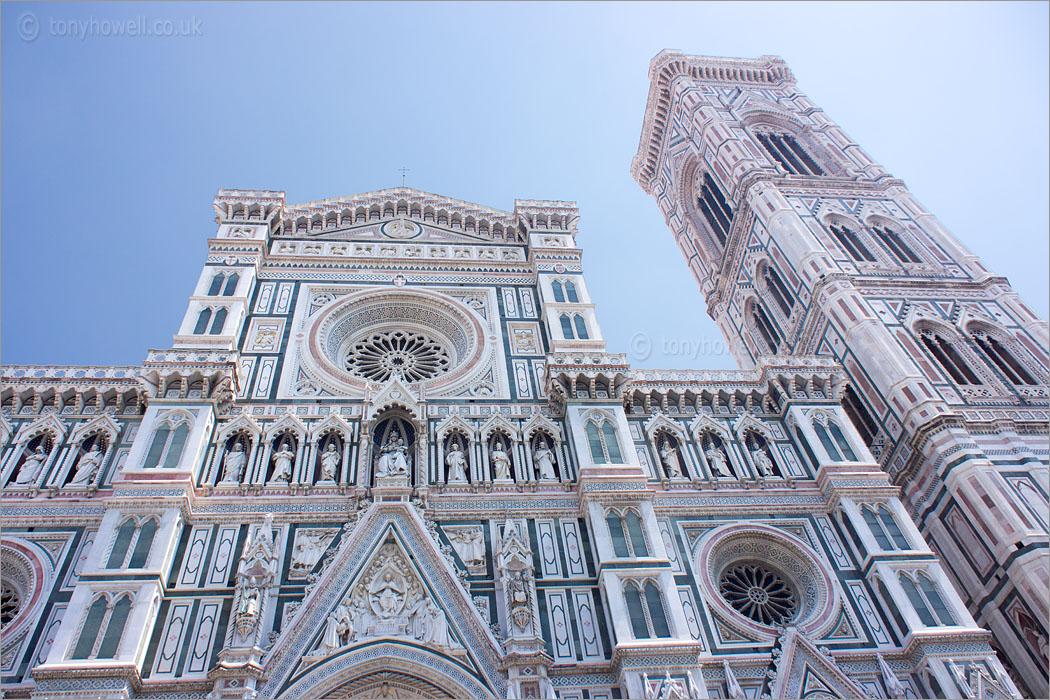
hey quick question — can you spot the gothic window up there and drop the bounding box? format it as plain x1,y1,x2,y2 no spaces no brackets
624,580,671,639
841,385,878,448
696,173,734,246
813,417,858,462
143,415,190,468
919,330,981,385
971,331,1038,386
222,272,240,296
552,280,565,303
193,308,212,334
564,281,579,303
606,509,649,558
899,572,955,626
207,272,225,296
762,264,794,318
872,226,921,264
560,314,575,339
828,224,876,262
751,301,781,354
71,593,133,660
756,132,825,176
573,315,589,340
861,505,910,550
794,425,821,470
720,563,798,625
209,308,228,335
106,517,159,569
585,417,624,464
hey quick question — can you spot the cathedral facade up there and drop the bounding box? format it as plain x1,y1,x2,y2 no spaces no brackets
630,51,1049,697
0,53,1040,700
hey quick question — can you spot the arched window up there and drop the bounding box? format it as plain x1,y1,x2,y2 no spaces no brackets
560,314,575,339
841,385,878,448
919,330,980,385
794,425,821,471
872,226,921,264
143,417,190,469
607,511,629,558
552,280,565,303
862,505,910,551
813,418,857,462
106,518,158,569
828,224,876,262
756,132,825,176
624,511,649,557
72,594,133,660
573,315,589,340
899,572,955,626
763,264,794,318
193,308,212,335
564,281,579,303
751,302,781,354
623,580,671,639
696,173,734,246
209,308,228,335
222,272,240,296
971,331,1037,386
585,417,624,464
207,272,225,296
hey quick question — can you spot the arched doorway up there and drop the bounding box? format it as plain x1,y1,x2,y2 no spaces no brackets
320,671,453,698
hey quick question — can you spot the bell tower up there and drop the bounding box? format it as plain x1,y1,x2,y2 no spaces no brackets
632,50,1049,696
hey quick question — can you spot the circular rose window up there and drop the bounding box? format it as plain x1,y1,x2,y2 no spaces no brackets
719,563,798,626
1,582,20,626
302,288,491,397
344,330,451,382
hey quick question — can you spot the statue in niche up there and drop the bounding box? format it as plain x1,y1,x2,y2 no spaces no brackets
270,442,295,482
508,569,533,631
70,443,104,485
659,438,682,478
14,446,48,485
705,442,733,478
751,447,775,477
534,439,557,480
221,441,247,483
491,438,512,481
375,432,409,478
319,442,341,482
445,439,468,483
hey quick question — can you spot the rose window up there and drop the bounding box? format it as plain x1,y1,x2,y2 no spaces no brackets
343,330,451,383
719,563,798,625
1,582,20,627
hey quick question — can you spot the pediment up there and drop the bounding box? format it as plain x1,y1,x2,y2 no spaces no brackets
769,627,867,699
260,504,504,699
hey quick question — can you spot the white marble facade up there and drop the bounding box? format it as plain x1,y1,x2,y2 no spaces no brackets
0,52,1039,700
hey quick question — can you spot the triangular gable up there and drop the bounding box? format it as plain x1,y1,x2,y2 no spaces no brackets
769,627,867,699
14,414,68,443
365,378,422,421
259,504,503,699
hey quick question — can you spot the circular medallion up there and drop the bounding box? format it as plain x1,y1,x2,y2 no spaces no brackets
382,218,420,239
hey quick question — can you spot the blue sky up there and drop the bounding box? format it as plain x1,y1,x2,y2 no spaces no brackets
3,1,1047,371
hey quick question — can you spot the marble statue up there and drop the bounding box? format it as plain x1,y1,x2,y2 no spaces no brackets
320,601,352,653
319,442,340,482
492,439,512,481
221,442,247,483
751,447,774,477
446,440,468,483
69,445,104,485
534,441,557,480
14,446,47,485
705,445,733,478
418,598,453,648
447,528,485,568
271,443,295,482
376,434,409,478
659,440,682,477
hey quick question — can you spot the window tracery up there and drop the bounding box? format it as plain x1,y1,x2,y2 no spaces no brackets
898,571,955,627
143,413,191,468
584,414,623,464
71,593,134,660
623,579,670,639
861,504,910,551
106,517,159,570
755,131,825,176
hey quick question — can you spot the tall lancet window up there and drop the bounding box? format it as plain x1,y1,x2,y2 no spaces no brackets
873,226,921,264
751,302,781,354
697,173,734,246
756,132,825,176
971,331,1037,386
919,330,980,385
552,280,565,303
828,224,876,262
762,264,794,318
